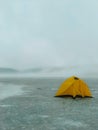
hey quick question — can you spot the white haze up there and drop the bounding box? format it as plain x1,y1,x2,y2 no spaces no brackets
0,0,98,70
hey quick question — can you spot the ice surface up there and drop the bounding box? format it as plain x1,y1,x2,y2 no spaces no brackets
0,77,97,130
63,120,88,127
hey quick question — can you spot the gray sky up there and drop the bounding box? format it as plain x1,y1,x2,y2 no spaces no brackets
0,0,98,69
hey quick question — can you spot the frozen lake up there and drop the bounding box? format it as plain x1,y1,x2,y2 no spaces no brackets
0,77,98,130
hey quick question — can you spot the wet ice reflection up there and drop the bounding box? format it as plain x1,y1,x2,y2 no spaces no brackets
0,83,24,100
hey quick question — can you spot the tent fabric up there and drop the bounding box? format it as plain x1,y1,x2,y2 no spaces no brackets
55,76,92,98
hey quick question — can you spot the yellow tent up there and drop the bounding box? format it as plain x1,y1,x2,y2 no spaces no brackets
55,76,92,98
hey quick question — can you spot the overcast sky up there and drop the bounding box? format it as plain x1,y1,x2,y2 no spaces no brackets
0,0,98,69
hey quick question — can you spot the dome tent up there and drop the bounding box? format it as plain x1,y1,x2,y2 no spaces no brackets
55,76,92,98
